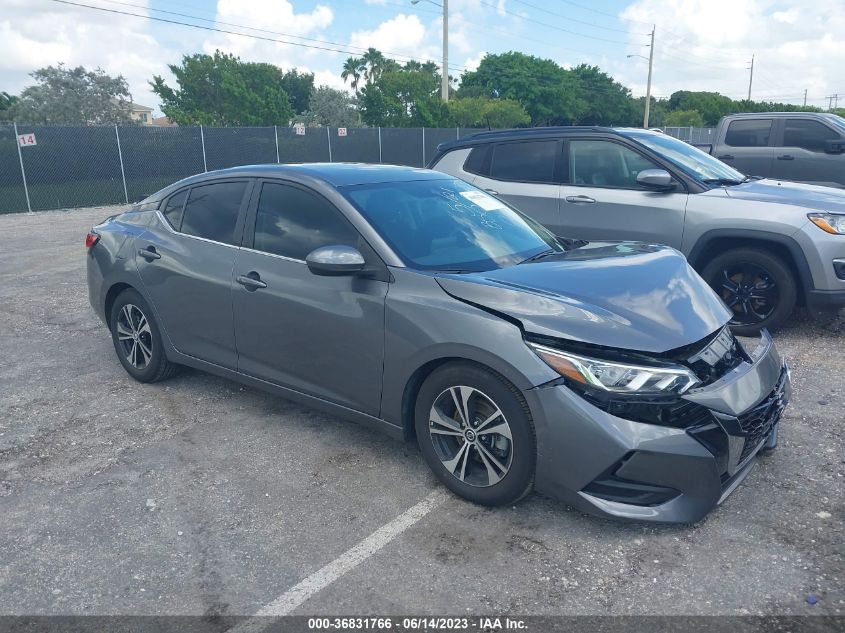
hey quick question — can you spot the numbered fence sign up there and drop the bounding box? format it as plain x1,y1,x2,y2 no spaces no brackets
294,124,305,136
17,133,37,147
337,127,347,137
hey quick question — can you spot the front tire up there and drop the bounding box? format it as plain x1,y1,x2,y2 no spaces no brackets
415,362,535,506
109,288,178,383
701,248,797,336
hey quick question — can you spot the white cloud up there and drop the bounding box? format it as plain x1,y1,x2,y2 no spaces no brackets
349,14,435,61
0,0,176,112
618,0,845,105
463,52,486,72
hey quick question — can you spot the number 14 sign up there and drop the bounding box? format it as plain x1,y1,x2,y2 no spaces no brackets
17,133,37,147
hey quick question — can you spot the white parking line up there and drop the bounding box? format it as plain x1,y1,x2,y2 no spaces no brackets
230,489,447,632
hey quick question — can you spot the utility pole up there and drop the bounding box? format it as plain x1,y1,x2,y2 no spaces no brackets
643,25,655,128
412,0,448,101
442,0,449,101
747,54,754,101
803,89,807,106
827,94,839,111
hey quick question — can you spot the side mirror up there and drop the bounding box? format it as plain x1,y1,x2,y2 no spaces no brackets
636,168,675,191
824,139,845,154
306,245,366,276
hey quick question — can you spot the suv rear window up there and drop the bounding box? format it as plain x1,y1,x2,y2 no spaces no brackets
463,145,490,176
725,119,772,147
490,140,557,183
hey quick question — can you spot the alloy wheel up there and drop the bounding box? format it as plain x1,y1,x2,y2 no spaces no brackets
115,304,153,370
718,264,779,326
428,386,514,487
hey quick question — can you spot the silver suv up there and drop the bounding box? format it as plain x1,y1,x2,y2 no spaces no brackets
429,127,845,334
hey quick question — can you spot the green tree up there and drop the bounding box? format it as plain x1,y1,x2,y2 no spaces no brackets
448,96,529,128
666,91,733,126
458,52,584,125
571,64,633,125
359,58,449,127
663,109,706,127
0,92,16,118
297,86,360,128
10,64,132,124
341,57,366,92
150,51,293,126
280,69,314,114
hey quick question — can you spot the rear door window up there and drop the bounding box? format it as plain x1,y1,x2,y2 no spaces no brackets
490,140,558,183
725,119,773,147
181,181,248,246
782,119,840,152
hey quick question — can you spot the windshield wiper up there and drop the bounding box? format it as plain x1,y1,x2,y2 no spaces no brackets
701,178,745,186
518,248,563,265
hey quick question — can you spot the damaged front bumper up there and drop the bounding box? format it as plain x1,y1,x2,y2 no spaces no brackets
528,330,790,523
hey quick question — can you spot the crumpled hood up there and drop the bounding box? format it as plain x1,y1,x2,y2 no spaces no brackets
717,178,845,212
436,243,732,354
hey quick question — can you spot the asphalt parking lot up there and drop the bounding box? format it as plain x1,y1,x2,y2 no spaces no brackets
1,206,843,618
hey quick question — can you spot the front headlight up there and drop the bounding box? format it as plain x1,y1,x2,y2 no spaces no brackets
808,212,845,235
528,342,700,395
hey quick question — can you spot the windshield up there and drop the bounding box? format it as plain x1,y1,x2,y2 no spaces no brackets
624,130,746,184
341,179,562,272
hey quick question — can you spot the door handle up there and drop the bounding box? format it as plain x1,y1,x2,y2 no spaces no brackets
565,195,596,204
717,154,735,160
777,154,795,160
138,247,161,260
484,188,499,195
236,271,267,290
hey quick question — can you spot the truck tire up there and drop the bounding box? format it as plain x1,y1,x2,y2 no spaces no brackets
701,248,797,336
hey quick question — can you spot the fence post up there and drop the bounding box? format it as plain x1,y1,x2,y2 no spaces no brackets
456,126,459,140
378,127,382,164
12,122,33,214
114,125,129,204
274,125,280,163
200,125,208,172
326,126,332,162
421,127,426,166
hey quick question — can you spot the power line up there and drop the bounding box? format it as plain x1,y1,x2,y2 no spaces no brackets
509,0,649,35
477,0,642,46
47,0,469,72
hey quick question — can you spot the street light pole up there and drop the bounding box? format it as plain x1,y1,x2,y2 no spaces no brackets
442,0,449,101
644,25,655,128
413,0,449,101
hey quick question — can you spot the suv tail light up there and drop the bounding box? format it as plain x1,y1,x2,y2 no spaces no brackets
85,231,100,249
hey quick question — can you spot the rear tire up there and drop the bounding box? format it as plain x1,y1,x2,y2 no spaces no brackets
109,289,178,383
415,362,535,506
701,248,797,336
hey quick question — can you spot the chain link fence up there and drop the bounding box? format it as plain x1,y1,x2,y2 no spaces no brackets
1,124,501,214
661,126,715,144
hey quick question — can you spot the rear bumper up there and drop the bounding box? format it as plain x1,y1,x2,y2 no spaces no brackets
527,331,790,523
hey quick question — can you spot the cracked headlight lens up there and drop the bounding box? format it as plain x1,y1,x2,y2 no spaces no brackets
528,343,701,394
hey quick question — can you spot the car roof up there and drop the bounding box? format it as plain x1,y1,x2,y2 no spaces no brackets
144,163,452,201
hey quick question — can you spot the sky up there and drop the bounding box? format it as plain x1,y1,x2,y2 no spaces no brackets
1,0,843,116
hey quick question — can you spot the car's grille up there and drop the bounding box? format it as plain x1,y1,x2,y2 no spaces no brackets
682,326,748,385
735,370,788,464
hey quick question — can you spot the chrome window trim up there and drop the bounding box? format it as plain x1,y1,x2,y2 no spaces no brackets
239,246,306,265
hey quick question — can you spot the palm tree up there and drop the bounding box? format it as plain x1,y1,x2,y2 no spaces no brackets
341,57,364,91
362,48,387,83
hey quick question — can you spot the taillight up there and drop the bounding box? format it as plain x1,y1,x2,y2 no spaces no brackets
85,231,100,249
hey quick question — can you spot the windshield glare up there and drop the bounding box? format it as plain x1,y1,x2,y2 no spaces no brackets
342,179,561,272
625,131,746,183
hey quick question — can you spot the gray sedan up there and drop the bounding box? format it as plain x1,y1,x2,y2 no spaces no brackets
86,164,789,523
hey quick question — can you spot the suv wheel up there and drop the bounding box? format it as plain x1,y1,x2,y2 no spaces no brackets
701,248,797,336
415,362,535,506
110,289,179,383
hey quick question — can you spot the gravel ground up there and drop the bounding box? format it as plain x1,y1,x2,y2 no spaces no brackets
0,206,842,618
